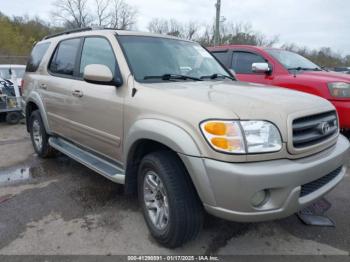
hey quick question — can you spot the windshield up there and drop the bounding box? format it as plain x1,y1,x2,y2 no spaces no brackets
118,35,231,82
266,49,321,70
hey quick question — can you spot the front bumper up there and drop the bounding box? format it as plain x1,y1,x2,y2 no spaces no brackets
180,135,349,222
331,100,350,129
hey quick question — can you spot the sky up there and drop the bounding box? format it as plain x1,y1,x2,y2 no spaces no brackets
1,0,350,55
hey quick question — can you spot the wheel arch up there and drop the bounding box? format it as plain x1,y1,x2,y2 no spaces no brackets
25,94,51,134
123,119,202,195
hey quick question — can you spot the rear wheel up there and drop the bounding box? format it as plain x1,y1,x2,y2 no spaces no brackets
6,112,21,125
29,110,56,158
138,151,203,248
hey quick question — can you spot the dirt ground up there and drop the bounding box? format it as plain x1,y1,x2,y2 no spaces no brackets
0,122,349,256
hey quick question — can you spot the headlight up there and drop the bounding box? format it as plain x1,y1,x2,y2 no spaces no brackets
200,120,282,154
240,121,282,153
328,82,350,98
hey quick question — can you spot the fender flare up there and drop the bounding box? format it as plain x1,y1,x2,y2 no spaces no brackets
25,92,51,134
124,119,201,159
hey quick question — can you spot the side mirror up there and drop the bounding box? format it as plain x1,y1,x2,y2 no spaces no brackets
83,64,114,85
252,62,271,74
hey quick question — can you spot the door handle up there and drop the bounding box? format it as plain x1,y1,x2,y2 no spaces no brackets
72,90,83,97
39,83,47,90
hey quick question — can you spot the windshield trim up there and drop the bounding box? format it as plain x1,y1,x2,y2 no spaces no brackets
115,34,236,84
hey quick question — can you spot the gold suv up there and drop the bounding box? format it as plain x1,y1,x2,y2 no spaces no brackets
23,28,349,248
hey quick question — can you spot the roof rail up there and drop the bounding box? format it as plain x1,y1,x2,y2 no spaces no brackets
43,27,93,40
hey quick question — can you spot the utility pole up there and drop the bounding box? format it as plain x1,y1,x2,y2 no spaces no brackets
214,0,221,46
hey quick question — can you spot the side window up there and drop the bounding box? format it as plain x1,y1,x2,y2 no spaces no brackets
232,51,266,74
79,37,116,77
26,42,50,72
49,38,81,76
212,51,230,66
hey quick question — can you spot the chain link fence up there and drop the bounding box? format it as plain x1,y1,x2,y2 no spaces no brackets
0,56,28,65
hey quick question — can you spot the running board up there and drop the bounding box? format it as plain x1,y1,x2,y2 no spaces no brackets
49,137,125,184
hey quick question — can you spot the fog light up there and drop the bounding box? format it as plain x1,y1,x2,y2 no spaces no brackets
251,190,269,207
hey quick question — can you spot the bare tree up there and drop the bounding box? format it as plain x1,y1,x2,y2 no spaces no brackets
109,0,137,29
167,19,183,37
184,21,199,40
51,0,137,29
52,0,92,28
95,0,111,27
148,19,199,40
147,18,169,34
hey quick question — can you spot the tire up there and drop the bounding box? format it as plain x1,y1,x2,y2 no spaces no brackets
138,151,203,248
6,112,21,125
29,110,56,158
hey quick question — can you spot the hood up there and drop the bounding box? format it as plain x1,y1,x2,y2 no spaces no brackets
142,80,333,121
294,70,350,83
140,80,335,143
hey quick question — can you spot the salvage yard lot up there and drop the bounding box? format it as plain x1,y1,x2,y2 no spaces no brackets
0,122,349,255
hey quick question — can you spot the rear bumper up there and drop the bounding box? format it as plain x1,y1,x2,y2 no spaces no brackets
331,100,350,129
181,135,349,222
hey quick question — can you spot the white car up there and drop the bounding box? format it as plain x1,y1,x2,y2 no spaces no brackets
0,64,26,89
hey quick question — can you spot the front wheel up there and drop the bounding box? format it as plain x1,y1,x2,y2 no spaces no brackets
29,110,56,158
138,151,203,248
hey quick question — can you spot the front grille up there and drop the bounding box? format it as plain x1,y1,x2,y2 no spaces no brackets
292,111,338,148
300,166,343,197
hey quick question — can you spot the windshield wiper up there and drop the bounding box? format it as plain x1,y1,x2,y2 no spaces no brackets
200,73,235,81
144,74,202,81
288,67,321,71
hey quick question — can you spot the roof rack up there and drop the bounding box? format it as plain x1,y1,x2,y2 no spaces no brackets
43,27,93,40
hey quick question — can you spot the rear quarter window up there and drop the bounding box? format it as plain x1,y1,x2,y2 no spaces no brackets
26,42,51,72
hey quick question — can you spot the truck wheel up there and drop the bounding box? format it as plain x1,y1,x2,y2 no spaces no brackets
138,151,203,248
29,110,56,158
6,112,21,125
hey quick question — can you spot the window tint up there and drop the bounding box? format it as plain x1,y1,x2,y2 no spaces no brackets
49,38,81,76
212,52,230,66
26,42,50,72
80,37,116,76
232,52,266,74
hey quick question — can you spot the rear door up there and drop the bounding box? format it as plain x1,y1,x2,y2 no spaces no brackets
44,37,84,140
231,51,274,85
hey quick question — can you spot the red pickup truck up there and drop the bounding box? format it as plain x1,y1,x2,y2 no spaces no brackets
209,45,350,130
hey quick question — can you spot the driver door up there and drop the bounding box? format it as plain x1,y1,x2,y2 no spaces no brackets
231,51,274,85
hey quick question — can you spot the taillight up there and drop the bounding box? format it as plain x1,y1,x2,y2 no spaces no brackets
20,79,24,95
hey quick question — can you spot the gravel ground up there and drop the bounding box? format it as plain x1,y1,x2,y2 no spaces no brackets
0,122,349,256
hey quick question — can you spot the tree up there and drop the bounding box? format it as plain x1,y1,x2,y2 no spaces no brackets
108,0,137,29
148,18,169,34
147,18,199,40
52,0,92,28
0,12,60,64
95,0,111,27
184,21,199,40
51,0,137,29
